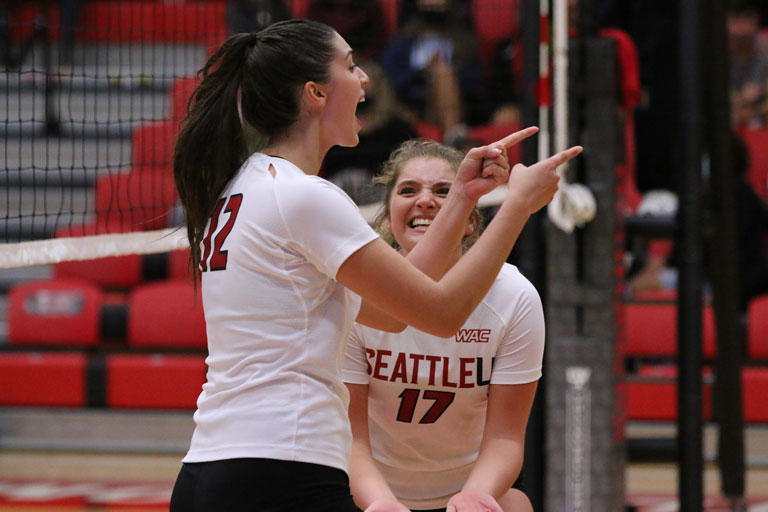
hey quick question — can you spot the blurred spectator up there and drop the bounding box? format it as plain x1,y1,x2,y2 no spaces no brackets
599,0,682,200
227,0,291,35
380,0,485,137
306,0,388,60
0,0,13,68
732,131,768,306
728,6,768,127
628,133,768,309
322,59,418,204
485,36,523,126
0,0,82,71
58,0,83,70
397,0,472,27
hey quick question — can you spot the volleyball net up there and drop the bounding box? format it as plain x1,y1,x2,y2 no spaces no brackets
0,1,228,267
1,0,581,271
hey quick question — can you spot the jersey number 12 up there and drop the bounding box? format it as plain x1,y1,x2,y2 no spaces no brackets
200,194,243,272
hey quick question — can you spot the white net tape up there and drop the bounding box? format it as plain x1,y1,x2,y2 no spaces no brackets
0,228,189,269
0,188,510,270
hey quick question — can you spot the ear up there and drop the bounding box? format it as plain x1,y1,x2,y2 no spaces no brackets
304,81,327,111
464,221,475,237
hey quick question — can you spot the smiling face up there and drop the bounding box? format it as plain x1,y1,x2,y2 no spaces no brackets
320,32,369,148
388,156,471,254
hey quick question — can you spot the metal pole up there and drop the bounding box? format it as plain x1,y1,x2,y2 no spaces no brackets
521,0,545,509
538,0,551,162
701,0,746,505
677,0,704,509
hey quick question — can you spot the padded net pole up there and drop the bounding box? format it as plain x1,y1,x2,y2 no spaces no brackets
544,0,625,509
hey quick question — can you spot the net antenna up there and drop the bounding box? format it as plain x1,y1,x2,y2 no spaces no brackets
546,0,597,233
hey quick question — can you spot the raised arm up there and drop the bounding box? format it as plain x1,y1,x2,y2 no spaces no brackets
338,146,582,337
404,127,540,279
355,127,538,332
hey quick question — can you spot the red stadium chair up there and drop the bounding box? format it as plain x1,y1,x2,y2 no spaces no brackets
8,279,103,347
170,76,201,123
131,120,179,174
739,127,768,201
624,302,717,358
94,170,178,231
471,0,520,69
106,354,207,409
748,295,768,360
295,0,399,41
0,352,87,407
127,280,206,349
627,365,768,423
12,2,226,45
287,0,310,18
412,120,443,142
53,223,144,289
379,0,400,38
168,249,194,281
743,367,768,423
626,364,713,421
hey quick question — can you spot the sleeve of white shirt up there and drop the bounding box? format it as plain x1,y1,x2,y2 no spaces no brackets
342,323,370,384
277,177,379,278
491,278,546,385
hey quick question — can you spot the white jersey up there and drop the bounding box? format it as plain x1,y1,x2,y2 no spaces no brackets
184,153,379,473
343,263,544,509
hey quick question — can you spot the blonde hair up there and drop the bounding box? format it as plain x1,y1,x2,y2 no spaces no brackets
372,139,483,250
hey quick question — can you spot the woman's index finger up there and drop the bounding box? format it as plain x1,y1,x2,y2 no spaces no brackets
493,126,539,149
548,145,584,166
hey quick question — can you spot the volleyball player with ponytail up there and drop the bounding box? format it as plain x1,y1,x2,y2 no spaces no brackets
170,19,580,512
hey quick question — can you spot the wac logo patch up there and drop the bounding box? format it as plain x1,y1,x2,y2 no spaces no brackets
454,329,491,343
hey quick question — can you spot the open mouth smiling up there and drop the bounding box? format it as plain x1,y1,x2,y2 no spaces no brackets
409,217,433,229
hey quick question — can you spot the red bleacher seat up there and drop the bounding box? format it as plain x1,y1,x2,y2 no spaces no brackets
131,120,179,174
287,0,310,18
748,295,768,359
53,223,144,289
471,0,520,69
739,127,768,201
626,364,713,421
378,0,400,39
743,368,768,423
168,249,193,281
12,1,226,45
127,280,206,349
8,279,102,347
290,0,399,37
624,302,717,358
170,77,201,123
627,365,768,423
106,354,206,409
94,170,178,231
0,352,87,407
413,121,443,142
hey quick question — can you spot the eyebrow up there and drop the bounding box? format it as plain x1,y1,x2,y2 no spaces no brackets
396,179,453,188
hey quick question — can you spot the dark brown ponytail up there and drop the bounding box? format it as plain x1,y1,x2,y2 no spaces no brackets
174,20,336,279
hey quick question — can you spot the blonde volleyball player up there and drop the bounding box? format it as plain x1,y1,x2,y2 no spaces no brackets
344,140,542,512
171,18,580,511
